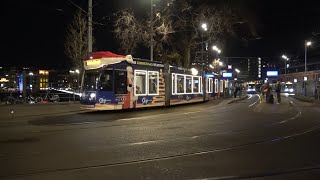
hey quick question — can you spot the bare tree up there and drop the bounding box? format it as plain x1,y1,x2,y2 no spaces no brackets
113,0,236,67
65,10,89,70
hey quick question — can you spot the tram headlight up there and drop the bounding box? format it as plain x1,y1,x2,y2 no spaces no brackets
89,93,96,101
289,88,294,92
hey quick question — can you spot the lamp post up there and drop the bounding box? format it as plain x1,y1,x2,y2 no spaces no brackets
304,41,312,96
305,41,312,74
150,0,154,61
75,69,80,91
201,23,207,71
281,54,289,76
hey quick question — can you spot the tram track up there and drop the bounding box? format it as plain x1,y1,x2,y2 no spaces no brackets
2,112,320,179
0,96,305,163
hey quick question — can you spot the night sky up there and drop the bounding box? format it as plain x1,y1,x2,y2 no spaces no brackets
1,0,320,69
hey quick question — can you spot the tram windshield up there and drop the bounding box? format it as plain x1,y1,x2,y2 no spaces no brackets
83,70,100,91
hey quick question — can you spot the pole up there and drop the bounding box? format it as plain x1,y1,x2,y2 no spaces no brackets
201,32,204,71
150,0,153,61
304,41,307,96
88,0,93,53
305,42,307,73
77,73,80,92
285,60,286,76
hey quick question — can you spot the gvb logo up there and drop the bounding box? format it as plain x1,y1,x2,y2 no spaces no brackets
99,98,111,104
142,97,149,105
186,95,191,101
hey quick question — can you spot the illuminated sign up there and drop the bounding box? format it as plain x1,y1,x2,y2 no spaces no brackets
39,70,49,75
86,59,101,66
222,72,233,78
136,61,164,67
206,74,214,78
0,78,9,82
266,71,278,77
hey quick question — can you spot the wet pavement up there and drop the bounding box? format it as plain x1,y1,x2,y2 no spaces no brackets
1,95,320,179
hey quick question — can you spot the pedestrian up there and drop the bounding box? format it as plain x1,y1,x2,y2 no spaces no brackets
234,84,238,98
238,85,242,97
276,81,281,103
264,83,271,103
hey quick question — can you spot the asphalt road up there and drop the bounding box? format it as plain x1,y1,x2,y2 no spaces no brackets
1,95,320,180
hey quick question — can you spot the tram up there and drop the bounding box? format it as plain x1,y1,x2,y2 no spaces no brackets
283,81,294,93
80,51,224,110
246,81,257,94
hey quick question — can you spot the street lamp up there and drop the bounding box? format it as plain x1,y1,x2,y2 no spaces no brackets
304,41,312,96
75,69,80,91
305,41,312,73
212,45,222,54
201,23,207,71
235,69,240,73
281,54,289,75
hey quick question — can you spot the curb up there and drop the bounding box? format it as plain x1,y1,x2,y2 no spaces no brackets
293,96,317,103
227,95,249,104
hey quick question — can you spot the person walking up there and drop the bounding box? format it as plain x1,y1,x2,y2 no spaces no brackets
264,83,271,103
234,84,238,98
275,81,281,103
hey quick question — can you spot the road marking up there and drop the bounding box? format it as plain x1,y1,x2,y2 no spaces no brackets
249,94,261,107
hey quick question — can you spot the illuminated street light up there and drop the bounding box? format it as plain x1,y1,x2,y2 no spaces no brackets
282,54,290,75
305,41,312,73
75,69,80,74
235,69,240,73
218,61,223,66
191,68,199,76
201,23,207,30
29,72,34,76
209,64,214,69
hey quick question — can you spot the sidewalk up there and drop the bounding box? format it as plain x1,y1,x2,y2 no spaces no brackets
226,94,249,104
0,102,85,120
293,95,320,104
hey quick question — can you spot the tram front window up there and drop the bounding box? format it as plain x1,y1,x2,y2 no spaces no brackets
99,70,113,91
83,70,99,91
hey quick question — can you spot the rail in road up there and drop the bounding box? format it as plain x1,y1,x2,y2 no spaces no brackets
1,95,320,179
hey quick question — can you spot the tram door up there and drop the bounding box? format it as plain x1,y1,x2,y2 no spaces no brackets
113,70,130,109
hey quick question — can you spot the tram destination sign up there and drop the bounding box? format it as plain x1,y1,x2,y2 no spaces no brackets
136,61,164,67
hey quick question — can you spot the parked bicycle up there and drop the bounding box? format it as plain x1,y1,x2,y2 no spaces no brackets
2,95,24,105
43,91,60,102
25,95,43,104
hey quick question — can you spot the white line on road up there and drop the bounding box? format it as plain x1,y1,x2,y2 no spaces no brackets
249,94,261,107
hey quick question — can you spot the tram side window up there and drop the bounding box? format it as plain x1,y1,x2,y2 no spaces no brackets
115,71,127,94
214,79,219,93
207,78,213,93
177,75,185,93
193,77,200,93
220,80,224,93
99,70,113,91
135,71,147,95
186,76,192,93
148,71,159,95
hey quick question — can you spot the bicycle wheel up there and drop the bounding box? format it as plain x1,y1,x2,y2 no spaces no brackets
4,96,15,105
36,97,43,103
53,95,60,102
